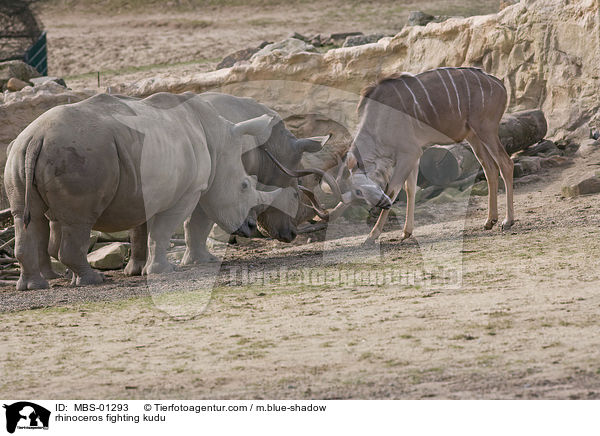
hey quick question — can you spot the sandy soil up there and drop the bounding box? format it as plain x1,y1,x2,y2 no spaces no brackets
37,0,501,89
2,148,600,399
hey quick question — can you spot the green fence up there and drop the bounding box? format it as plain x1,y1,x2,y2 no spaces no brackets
23,31,47,75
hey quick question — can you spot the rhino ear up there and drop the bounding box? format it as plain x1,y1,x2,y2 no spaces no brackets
294,134,331,153
232,114,277,154
232,114,276,148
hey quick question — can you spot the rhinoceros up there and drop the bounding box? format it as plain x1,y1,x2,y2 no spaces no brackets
124,92,344,272
5,92,287,290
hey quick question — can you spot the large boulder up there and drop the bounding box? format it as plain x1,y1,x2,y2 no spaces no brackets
0,60,40,91
562,177,600,198
0,82,95,168
29,76,67,88
87,242,130,270
6,78,29,92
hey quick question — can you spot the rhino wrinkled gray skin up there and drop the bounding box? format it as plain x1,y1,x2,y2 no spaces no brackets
5,92,287,290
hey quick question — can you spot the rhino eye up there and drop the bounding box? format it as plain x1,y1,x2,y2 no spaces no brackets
355,189,363,196
241,180,249,190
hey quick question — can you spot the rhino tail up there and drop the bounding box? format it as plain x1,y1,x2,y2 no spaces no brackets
23,136,44,229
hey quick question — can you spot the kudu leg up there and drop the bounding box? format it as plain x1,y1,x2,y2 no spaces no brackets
478,131,515,230
364,156,419,244
401,162,419,241
466,131,500,230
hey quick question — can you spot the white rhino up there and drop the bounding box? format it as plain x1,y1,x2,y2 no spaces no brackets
5,92,286,290
125,92,344,272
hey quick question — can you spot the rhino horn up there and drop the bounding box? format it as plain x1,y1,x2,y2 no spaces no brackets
294,133,332,153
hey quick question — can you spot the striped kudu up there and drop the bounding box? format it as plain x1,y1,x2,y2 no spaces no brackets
342,67,514,244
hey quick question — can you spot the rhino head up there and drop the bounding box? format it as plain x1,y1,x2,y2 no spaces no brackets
200,114,293,236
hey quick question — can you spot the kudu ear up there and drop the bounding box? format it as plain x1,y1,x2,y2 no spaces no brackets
232,114,276,153
294,134,332,153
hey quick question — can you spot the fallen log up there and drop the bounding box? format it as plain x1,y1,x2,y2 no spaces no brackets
419,110,547,185
499,110,548,154
419,143,479,186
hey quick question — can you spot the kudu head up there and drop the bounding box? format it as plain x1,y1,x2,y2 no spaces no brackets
322,151,392,210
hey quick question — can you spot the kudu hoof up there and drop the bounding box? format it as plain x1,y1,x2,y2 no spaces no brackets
362,237,378,247
501,219,515,231
484,219,498,230
401,231,412,242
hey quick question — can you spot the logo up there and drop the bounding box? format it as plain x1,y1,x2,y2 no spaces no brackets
3,402,50,434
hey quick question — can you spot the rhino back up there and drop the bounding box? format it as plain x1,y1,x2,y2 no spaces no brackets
200,92,300,187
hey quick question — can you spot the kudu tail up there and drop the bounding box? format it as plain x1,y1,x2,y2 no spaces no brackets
23,137,44,229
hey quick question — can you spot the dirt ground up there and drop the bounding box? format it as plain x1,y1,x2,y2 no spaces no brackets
2,0,600,400
2,148,600,399
38,0,501,89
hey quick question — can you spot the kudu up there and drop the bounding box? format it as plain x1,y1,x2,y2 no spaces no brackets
338,67,513,243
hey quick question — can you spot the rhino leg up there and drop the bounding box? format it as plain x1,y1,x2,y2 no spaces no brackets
58,223,104,286
182,205,219,265
37,216,60,280
14,215,49,291
142,213,180,275
124,223,147,276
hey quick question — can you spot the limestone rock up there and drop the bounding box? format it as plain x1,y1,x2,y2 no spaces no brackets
521,140,561,157
87,242,130,270
29,76,67,88
0,60,40,90
562,177,600,198
216,42,270,69
92,230,130,242
540,156,570,168
408,11,435,26
0,83,94,168
576,139,600,158
251,38,315,61
515,156,542,175
6,78,29,92
343,34,386,47
112,0,600,145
